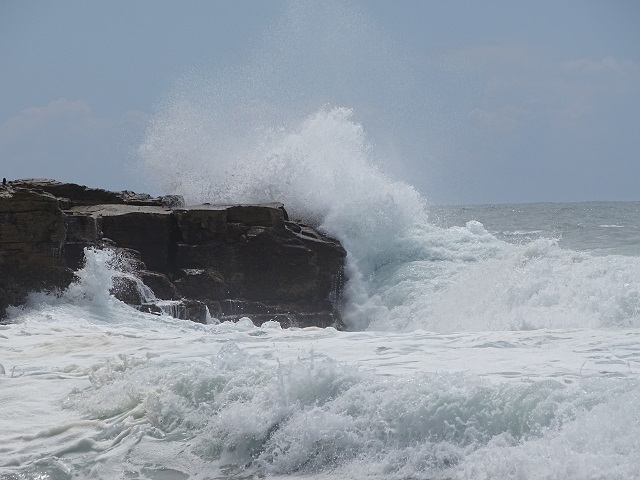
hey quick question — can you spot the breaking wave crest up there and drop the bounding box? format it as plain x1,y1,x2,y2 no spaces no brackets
57,344,640,479
138,100,640,332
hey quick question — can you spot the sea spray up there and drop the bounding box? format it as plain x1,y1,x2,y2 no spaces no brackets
139,101,640,331
139,105,431,329
134,1,440,332
134,0,640,333
9,248,178,323
7,248,125,317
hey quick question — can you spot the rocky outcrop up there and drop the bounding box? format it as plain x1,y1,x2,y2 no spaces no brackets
0,179,346,327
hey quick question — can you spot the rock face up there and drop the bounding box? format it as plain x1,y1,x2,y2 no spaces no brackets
0,179,346,327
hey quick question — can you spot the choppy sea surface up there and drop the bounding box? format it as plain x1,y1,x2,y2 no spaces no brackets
2,198,640,480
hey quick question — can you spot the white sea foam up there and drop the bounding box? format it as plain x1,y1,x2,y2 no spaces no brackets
3,304,639,479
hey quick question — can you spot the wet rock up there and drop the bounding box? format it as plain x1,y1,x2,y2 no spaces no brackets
137,299,210,324
0,179,346,327
95,206,177,273
9,178,185,208
138,270,181,300
226,203,287,226
111,275,144,305
173,268,227,300
173,206,228,244
0,185,73,315
0,186,66,267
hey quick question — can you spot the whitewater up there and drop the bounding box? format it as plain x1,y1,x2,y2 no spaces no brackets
2,105,640,480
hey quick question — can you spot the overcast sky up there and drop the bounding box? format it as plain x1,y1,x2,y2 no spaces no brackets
1,0,639,204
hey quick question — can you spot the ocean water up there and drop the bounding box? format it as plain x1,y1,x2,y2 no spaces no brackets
2,106,640,479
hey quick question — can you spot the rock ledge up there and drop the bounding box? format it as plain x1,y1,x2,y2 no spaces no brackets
0,179,346,327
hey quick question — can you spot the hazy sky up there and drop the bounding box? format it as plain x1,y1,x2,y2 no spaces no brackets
2,0,639,204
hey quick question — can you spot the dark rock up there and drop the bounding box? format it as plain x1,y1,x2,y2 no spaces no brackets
173,206,228,244
139,270,182,300
62,214,102,269
9,179,185,208
108,247,147,272
0,179,346,327
90,205,177,273
0,186,66,267
0,185,74,314
176,299,210,324
111,275,145,305
0,265,76,320
227,203,287,226
218,299,283,316
9,178,125,207
137,299,210,324
173,219,345,312
173,268,227,300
